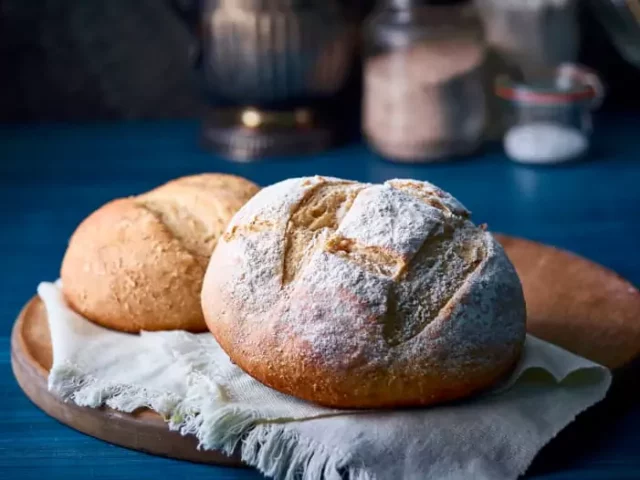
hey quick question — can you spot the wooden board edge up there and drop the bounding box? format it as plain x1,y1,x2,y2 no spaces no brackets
10,300,245,467
494,233,640,369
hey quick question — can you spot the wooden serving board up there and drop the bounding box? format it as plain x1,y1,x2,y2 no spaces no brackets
10,235,640,466
10,296,245,466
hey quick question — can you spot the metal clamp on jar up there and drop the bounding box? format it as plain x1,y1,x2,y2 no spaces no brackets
173,0,357,161
362,0,488,163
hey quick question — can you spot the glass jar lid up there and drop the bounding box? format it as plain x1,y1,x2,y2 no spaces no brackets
495,64,604,107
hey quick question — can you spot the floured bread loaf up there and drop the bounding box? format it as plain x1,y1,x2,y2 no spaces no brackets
202,176,526,408
61,173,259,333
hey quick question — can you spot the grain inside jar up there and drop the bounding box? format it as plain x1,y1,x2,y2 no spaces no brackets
362,1,488,163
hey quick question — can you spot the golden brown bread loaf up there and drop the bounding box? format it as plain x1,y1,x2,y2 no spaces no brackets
201,176,527,408
61,173,259,333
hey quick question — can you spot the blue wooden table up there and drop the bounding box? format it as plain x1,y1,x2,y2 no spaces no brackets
1,115,640,479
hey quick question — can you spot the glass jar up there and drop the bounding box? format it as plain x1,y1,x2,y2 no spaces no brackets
362,0,488,162
496,64,604,165
476,0,580,79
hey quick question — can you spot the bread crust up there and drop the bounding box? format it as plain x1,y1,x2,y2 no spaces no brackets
61,174,259,333
202,176,526,408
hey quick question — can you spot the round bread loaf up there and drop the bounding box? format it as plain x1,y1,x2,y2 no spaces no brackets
202,176,526,408
61,173,259,333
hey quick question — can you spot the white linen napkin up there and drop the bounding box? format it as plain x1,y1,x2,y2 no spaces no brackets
39,281,611,480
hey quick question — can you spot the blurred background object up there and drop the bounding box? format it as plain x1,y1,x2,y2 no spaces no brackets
588,0,640,69
476,0,581,79
0,0,202,122
475,0,581,139
0,0,638,127
362,0,488,163
172,0,358,161
496,64,604,165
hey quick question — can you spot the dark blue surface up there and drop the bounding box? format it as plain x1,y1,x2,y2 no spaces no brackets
1,115,640,479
